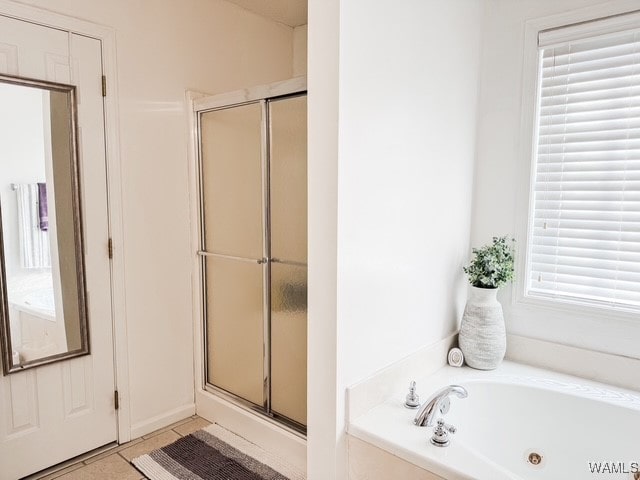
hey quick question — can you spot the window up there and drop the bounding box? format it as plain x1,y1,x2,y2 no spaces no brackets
527,14,640,312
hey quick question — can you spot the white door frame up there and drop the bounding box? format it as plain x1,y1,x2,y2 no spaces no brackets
0,0,131,442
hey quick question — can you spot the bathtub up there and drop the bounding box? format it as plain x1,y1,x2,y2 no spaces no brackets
10,297,55,323
348,361,640,480
8,283,61,362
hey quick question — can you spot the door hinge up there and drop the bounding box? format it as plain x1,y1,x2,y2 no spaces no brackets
101,75,107,97
108,238,113,259
114,390,119,410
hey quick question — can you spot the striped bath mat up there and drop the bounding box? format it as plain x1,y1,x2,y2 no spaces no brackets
131,424,305,480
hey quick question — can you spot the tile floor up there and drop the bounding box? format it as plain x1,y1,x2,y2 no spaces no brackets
35,416,212,480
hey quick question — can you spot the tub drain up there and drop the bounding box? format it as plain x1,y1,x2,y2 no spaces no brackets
524,449,546,469
528,452,542,465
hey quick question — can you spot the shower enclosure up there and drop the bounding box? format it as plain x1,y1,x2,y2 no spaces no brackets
194,80,307,433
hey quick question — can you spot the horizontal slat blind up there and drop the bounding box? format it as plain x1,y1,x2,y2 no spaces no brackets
529,22,640,311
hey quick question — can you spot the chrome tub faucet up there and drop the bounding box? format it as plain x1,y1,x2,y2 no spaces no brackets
413,384,468,427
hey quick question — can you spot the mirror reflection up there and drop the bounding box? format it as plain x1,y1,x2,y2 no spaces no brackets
0,75,88,374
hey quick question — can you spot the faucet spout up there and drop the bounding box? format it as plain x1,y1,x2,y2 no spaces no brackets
413,385,468,427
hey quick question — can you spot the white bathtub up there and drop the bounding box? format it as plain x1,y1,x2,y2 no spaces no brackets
348,361,640,480
8,281,61,362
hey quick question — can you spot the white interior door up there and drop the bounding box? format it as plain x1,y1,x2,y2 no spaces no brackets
0,15,116,480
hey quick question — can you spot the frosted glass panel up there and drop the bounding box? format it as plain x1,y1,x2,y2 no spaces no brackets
200,103,263,259
270,96,307,264
271,262,307,425
199,91,307,432
205,256,264,406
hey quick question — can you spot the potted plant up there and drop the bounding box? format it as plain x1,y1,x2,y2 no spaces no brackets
459,236,515,370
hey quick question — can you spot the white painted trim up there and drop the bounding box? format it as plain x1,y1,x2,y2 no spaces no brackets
512,15,542,311
0,0,131,442
185,90,208,397
538,10,640,48
510,0,640,360
306,1,341,476
196,390,307,472
346,333,457,422
129,403,196,440
517,0,640,37
193,76,307,112
100,27,131,445
0,0,115,39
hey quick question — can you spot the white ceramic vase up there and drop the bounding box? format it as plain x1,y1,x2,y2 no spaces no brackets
458,286,506,370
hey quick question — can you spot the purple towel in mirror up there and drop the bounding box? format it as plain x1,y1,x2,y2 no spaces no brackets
37,182,48,231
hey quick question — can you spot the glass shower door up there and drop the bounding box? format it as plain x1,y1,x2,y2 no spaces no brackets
199,102,266,407
197,92,307,432
269,95,307,426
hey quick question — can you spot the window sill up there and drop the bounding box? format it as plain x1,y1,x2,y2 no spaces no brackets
516,292,639,325
500,286,640,361
505,334,640,392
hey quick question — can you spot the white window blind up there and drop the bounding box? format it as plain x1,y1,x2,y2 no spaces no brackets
528,16,640,311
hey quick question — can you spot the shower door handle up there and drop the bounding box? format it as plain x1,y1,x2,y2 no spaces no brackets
197,251,267,265
271,258,307,267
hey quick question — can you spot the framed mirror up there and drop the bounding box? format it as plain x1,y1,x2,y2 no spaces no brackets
0,74,89,375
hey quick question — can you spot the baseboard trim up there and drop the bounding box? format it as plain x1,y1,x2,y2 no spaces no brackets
129,403,196,440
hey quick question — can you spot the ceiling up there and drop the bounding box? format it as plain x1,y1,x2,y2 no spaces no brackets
224,0,307,27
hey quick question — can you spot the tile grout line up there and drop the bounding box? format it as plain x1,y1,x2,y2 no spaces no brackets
36,416,209,479
141,417,194,440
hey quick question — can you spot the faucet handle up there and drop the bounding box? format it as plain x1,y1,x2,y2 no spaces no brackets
431,419,456,447
436,418,456,434
404,381,420,409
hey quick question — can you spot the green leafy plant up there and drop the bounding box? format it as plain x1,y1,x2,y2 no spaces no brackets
463,236,515,289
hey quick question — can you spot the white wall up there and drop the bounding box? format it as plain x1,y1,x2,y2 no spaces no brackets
9,0,294,436
307,0,340,477
471,0,640,359
293,24,307,77
308,1,484,478
338,0,484,387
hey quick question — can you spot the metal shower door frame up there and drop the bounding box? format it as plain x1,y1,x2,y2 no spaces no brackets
193,77,307,435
